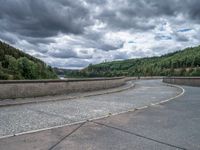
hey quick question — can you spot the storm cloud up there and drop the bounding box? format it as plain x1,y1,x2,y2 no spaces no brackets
0,0,200,69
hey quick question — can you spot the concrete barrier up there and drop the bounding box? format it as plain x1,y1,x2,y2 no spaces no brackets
125,76,163,81
163,77,200,87
0,76,164,99
0,77,126,99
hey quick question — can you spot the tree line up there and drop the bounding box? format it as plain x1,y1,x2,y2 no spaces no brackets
0,41,57,80
65,46,200,78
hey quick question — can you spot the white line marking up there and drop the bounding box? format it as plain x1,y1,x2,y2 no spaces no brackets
137,106,148,110
0,120,86,139
157,84,185,105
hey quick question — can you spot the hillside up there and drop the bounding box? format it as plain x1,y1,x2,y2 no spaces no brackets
0,41,57,80
65,46,200,77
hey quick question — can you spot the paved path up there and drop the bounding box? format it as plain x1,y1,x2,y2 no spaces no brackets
1,79,198,150
0,80,180,137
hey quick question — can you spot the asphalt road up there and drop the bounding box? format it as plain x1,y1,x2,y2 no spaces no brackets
2,79,199,150
0,80,181,137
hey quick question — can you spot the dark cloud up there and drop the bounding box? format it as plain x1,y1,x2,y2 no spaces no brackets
154,34,172,41
1,0,199,38
97,0,200,31
112,51,129,60
98,9,155,31
0,0,200,69
63,31,125,51
96,0,177,31
47,47,93,59
85,0,107,5
48,49,78,59
182,0,200,21
151,45,184,55
177,28,192,32
25,37,56,45
32,52,48,59
98,42,124,51
174,33,190,42
0,32,18,44
0,0,92,38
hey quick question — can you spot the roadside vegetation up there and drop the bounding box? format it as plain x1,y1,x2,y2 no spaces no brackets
0,41,57,80
65,45,200,77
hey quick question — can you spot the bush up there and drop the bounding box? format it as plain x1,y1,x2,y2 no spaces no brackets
0,71,9,80
190,68,200,76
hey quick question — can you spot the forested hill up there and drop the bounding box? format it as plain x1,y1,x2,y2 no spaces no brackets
65,46,200,78
0,41,57,80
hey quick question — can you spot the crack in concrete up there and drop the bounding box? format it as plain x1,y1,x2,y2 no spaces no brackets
92,121,187,150
48,121,86,150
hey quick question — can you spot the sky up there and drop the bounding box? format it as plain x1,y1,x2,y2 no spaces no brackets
0,0,200,69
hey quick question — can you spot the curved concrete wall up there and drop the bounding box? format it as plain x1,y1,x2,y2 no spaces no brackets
0,77,125,99
125,76,163,81
163,77,200,87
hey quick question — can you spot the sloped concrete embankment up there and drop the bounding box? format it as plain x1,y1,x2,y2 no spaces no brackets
0,77,126,99
0,76,163,101
163,77,200,87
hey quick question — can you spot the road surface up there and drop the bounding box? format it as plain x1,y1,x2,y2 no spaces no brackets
1,79,199,150
0,80,181,137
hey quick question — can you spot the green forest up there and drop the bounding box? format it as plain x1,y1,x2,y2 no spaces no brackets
1,40,200,79
0,41,57,80
65,45,200,78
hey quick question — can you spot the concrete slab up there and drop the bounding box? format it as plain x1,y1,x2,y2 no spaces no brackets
0,124,80,150
0,80,181,137
1,80,198,150
53,122,177,150
95,85,200,150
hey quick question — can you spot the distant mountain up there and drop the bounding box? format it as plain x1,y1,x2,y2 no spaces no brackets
0,41,57,80
65,45,200,77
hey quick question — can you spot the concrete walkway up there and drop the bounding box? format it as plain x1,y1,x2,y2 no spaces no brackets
0,80,181,138
1,80,198,150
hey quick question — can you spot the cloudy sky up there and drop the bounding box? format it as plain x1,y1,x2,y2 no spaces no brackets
0,0,200,69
